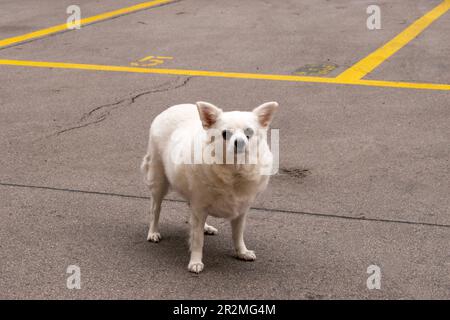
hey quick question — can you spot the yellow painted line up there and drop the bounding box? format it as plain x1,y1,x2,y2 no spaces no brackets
0,0,174,49
336,0,450,81
0,58,341,83
344,79,450,91
1,58,450,91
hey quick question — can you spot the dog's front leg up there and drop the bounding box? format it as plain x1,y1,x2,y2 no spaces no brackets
188,208,208,273
231,213,256,261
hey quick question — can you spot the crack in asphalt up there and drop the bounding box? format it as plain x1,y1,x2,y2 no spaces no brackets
50,76,191,136
1,181,449,229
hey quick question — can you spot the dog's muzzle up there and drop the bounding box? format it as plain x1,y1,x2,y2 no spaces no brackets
234,138,246,153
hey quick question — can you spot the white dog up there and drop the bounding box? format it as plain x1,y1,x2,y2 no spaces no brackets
141,101,278,273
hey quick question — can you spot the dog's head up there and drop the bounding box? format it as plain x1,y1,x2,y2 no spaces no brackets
196,101,278,164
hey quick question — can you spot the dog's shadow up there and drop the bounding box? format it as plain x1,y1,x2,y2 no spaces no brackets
127,219,243,274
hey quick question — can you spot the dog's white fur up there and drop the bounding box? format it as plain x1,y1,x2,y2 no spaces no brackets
141,101,278,273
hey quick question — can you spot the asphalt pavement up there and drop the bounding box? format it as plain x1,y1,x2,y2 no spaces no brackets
0,0,449,299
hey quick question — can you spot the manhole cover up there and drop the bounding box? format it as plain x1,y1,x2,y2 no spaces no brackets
293,63,338,76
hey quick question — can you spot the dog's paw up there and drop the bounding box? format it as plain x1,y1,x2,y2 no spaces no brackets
204,224,218,235
188,261,204,273
147,232,162,243
237,250,256,261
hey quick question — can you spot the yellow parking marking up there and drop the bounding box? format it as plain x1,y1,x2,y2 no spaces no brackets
0,0,174,49
0,0,448,92
337,0,450,81
294,63,338,76
137,55,174,62
1,58,449,91
130,55,173,67
343,78,450,91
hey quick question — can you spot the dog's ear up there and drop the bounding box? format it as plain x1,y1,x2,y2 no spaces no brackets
196,101,222,129
253,102,278,127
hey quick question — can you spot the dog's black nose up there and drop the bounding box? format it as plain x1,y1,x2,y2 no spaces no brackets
234,138,246,153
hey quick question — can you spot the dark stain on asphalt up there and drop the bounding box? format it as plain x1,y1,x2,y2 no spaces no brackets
293,63,338,76
278,167,311,179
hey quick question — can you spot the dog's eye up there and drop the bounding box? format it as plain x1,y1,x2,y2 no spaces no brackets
222,130,232,140
244,128,254,139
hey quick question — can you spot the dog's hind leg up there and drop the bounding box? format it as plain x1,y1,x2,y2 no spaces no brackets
187,202,217,235
141,152,169,243
204,222,218,235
